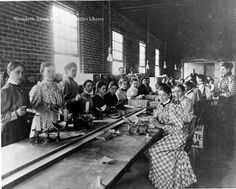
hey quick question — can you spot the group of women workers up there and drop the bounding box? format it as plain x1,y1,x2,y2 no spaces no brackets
1,61,121,146
1,60,235,189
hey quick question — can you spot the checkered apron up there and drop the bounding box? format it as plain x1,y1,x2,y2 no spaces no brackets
147,102,197,188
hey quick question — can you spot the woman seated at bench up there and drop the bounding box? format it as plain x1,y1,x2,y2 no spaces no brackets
115,78,128,107
174,84,194,123
184,81,200,106
127,78,144,100
81,80,94,112
137,77,148,96
148,83,196,188
92,81,107,116
104,81,118,108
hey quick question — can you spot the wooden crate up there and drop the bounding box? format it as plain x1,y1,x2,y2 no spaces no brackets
149,101,159,108
128,99,149,108
144,95,157,101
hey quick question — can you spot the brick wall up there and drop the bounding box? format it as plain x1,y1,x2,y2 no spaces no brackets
0,1,163,80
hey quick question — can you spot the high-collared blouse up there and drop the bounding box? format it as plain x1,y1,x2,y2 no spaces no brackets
1,82,30,124
127,86,138,100
29,81,63,133
152,101,185,134
116,88,127,101
218,73,236,97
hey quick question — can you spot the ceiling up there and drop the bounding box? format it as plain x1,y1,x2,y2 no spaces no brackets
111,0,236,60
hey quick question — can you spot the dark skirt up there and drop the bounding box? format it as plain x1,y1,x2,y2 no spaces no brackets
1,117,30,147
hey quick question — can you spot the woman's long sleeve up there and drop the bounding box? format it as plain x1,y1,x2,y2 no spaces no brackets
1,88,17,124
29,85,48,114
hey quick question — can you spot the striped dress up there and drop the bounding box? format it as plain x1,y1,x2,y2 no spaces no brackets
148,101,197,188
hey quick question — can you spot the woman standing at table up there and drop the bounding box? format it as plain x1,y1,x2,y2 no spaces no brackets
29,62,64,138
60,62,82,114
218,62,236,118
1,61,30,146
148,84,196,188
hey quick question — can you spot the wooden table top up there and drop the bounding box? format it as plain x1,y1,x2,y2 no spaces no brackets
10,114,162,189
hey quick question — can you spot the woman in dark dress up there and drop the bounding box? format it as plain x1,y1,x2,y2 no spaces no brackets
138,77,148,96
92,81,107,116
60,62,83,114
1,61,30,147
104,81,118,107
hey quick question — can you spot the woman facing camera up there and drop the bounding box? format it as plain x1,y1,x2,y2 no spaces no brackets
218,62,235,98
217,62,236,120
1,61,30,146
174,84,194,123
92,81,107,113
104,81,118,107
29,62,64,137
148,84,196,188
116,78,128,106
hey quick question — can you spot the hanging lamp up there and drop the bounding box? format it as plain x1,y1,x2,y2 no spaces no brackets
146,60,150,70
106,0,113,63
174,64,177,70
163,39,167,69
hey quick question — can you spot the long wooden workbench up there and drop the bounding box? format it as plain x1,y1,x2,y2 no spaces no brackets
2,108,163,189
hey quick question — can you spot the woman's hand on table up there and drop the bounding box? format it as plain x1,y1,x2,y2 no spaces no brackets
149,117,163,129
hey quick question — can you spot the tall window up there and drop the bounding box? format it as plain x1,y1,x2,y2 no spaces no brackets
155,49,160,77
139,42,146,73
52,4,79,76
112,31,124,75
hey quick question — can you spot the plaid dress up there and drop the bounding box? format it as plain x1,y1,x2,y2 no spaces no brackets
148,102,197,188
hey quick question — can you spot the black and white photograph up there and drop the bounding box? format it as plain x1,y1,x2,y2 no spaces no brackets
0,0,236,188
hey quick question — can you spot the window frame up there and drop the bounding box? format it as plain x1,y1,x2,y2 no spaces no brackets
139,41,146,74
112,30,124,75
155,48,160,77
52,3,80,76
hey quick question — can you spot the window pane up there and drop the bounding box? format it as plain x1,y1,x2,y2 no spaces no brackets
155,66,160,77
53,4,78,55
112,61,123,75
54,54,80,77
140,47,145,54
112,31,123,43
139,67,146,74
113,51,123,61
139,42,146,67
140,53,145,61
139,59,145,67
155,49,159,66
112,41,123,52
